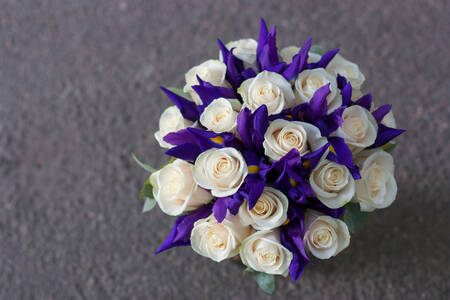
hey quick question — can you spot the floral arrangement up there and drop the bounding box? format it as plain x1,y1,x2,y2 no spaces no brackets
133,19,405,293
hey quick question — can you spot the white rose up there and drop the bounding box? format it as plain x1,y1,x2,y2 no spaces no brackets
183,60,228,105
149,159,213,216
263,119,327,161
238,71,296,115
219,38,258,67
154,106,194,148
303,210,350,259
333,105,378,153
191,213,252,262
382,110,397,128
199,98,240,133
240,229,293,276
354,150,397,212
239,187,289,230
326,54,365,90
193,147,248,197
310,160,355,209
294,68,342,112
279,46,321,64
351,89,363,101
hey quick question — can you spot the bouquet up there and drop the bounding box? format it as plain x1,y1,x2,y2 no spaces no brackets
133,19,405,293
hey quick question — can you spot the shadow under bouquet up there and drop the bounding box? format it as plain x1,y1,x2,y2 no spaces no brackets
133,18,405,294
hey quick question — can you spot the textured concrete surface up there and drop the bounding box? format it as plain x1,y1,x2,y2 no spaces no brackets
1,0,449,299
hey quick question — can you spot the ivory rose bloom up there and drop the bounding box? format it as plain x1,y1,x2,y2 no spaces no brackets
238,71,296,115
333,105,378,153
304,210,350,259
354,150,397,212
149,160,213,216
351,89,363,101
191,213,252,262
154,106,194,148
382,110,397,128
239,187,289,230
263,119,327,161
193,147,248,197
199,98,240,133
219,38,258,66
240,229,293,276
183,60,228,105
294,68,342,112
279,46,321,64
310,160,355,209
326,54,365,90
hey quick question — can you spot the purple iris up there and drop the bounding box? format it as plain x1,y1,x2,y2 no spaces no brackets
163,127,241,162
156,204,212,254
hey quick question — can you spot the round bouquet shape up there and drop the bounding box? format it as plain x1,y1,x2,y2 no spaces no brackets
133,18,405,294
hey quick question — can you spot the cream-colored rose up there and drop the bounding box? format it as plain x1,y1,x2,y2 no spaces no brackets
199,98,240,133
354,150,397,212
193,147,248,197
326,54,365,90
303,210,350,259
382,110,397,128
240,229,293,276
333,105,378,153
263,119,327,161
238,71,296,115
219,38,258,67
191,213,252,262
294,68,342,112
183,60,228,105
154,106,194,148
239,187,288,230
310,160,355,209
279,46,321,64
351,89,363,101
149,159,213,216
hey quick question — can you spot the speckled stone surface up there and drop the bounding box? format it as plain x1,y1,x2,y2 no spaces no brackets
1,0,449,299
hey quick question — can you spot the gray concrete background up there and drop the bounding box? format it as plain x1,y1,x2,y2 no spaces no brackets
1,0,449,299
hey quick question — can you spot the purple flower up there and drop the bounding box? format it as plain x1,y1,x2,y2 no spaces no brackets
192,76,237,113
256,19,280,71
271,148,324,204
306,48,340,69
156,204,212,254
369,124,406,149
164,128,241,162
236,105,269,154
281,219,309,281
282,37,311,81
160,86,199,121
369,105,406,148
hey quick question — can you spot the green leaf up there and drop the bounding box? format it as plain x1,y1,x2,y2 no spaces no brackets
142,198,156,213
253,271,275,294
381,141,397,153
343,202,368,233
310,45,325,56
132,153,156,173
139,179,154,199
167,87,192,101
